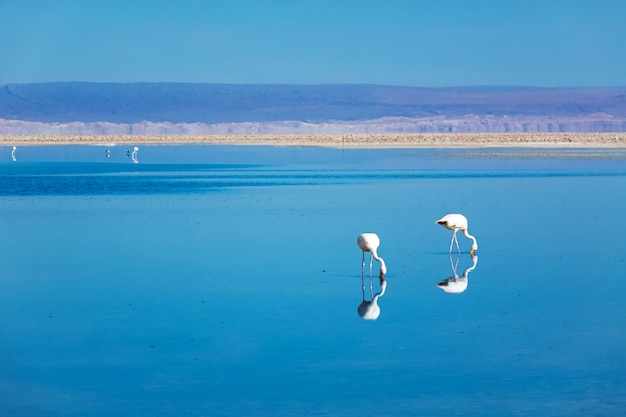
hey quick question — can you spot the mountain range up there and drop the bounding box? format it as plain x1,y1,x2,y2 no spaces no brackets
1,82,625,134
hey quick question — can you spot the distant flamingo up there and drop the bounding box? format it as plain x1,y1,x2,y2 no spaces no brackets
11,146,16,161
436,213,478,254
357,233,387,277
131,146,139,163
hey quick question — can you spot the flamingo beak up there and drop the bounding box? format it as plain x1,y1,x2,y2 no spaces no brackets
470,249,476,255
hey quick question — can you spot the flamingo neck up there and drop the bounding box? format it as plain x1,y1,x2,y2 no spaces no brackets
372,252,387,275
463,229,478,250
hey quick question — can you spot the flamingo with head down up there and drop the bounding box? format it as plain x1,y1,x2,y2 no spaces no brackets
357,233,387,278
436,213,478,255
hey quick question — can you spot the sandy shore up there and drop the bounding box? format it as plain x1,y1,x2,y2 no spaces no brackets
1,132,626,148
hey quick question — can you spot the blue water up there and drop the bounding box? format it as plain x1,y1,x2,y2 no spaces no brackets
1,145,625,416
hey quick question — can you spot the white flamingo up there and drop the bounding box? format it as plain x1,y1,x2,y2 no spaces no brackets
436,213,478,254
131,146,139,163
357,233,387,277
11,146,16,161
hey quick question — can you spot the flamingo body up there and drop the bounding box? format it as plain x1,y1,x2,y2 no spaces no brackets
436,213,478,254
357,233,387,276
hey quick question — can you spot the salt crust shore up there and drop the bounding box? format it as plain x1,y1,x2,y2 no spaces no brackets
2,133,626,148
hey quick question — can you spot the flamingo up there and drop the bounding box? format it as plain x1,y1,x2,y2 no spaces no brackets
436,213,478,254
11,146,16,161
357,233,387,277
131,146,139,163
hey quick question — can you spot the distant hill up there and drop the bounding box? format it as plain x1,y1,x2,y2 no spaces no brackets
1,82,625,134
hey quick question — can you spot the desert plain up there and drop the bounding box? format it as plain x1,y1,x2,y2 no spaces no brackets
1,132,626,148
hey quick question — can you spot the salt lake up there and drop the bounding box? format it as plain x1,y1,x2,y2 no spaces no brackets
1,144,625,416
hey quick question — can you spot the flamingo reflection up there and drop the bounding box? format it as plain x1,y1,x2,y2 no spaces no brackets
437,253,478,294
358,274,387,320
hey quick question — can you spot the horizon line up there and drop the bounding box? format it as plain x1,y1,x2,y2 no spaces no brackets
3,81,626,89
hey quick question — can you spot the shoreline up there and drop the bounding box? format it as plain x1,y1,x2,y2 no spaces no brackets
1,132,626,148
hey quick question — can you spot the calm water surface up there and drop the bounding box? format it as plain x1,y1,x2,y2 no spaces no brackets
1,145,625,416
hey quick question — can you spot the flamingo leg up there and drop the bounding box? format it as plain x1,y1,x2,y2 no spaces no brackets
361,259,373,300
361,270,366,297
453,231,461,254
449,231,461,253
369,253,374,279
361,251,365,276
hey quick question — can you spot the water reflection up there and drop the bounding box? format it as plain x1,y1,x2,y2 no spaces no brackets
437,253,478,294
358,275,388,320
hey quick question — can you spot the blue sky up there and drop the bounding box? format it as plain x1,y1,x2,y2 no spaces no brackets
1,0,625,87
